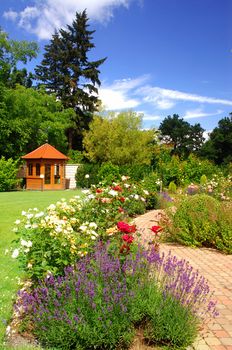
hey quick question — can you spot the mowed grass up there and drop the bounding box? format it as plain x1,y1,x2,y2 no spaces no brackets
0,189,82,349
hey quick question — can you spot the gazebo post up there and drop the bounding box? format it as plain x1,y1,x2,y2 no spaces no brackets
40,174,44,191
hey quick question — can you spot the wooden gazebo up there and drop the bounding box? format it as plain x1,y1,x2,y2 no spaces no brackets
22,143,69,190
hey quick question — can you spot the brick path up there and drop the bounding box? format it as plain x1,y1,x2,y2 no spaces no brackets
133,210,232,350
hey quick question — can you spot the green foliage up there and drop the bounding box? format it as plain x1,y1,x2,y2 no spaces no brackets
0,157,21,191
75,163,100,188
35,11,106,149
200,174,232,201
168,181,177,193
135,287,198,349
141,173,160,210
200,114,232,165
167,194,232,253
0,85,73,159
67,149,83,164
123,197,146,216
200,174,207,186
216,202,232,254
83,111,154,166
155,150,219,186
0,28,38,86
120,163,152,181
159,114,205,157
97,162,121,185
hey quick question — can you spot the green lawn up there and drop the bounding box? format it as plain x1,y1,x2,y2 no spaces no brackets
0,189,82,349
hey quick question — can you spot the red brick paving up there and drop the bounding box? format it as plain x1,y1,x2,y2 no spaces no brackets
133,210,232,350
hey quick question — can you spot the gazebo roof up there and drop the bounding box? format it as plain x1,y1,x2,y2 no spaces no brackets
22,143,69,160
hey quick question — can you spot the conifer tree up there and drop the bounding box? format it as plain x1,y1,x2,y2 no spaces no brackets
35,11,106,149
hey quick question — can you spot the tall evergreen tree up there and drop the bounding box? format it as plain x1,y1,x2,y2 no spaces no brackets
35,11,106,149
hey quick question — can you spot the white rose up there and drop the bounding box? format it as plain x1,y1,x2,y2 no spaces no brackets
27,241,33,247
108,190,118,196
47,204,56,210
12,249,19,258
20,239,28,246
89,222,97,229
85,174,90,179
15,219,21,225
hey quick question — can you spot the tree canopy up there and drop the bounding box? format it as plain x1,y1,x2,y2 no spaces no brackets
83,111,155,166
159,114,205,157
200,114,232,165
0,85,75,159
35,10,106,150
0,28,38,87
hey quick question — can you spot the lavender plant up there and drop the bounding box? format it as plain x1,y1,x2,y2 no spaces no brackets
15,244,217,350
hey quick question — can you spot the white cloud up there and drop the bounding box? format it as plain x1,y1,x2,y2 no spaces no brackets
183,108,223,119
3,0,136,39
99,76,232,113
3,10,18,21
138,86,232,110
99,75,149,110
203,130,212,141
142,114,162,121
99,87,139,109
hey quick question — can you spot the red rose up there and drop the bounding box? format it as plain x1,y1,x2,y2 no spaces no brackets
122,234,134,244
112,185,122,192
119,197,125,202
117,221,136,233
150,225,162,234
96,188,103,193
118,207,124,213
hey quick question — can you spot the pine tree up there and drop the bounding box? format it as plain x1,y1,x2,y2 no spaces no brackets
35,11,106,149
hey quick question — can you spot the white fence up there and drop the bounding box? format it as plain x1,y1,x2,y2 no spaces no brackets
65,164,79,189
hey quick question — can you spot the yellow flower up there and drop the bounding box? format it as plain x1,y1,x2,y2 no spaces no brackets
80,243,88,248
106,226,118,236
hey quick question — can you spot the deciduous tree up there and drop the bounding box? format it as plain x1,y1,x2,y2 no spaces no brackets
0,28,38,87
200,114,232,164
0,85,75,159
83,111,154,165
159,114,205,157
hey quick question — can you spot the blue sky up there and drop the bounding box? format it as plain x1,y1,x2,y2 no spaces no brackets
1,0,232,132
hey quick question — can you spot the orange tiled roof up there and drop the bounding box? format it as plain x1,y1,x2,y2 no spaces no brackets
22,143,69,160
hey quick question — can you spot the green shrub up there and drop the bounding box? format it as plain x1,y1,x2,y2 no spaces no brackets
142,172,161,192
200,174,207,186
75,163,100,188
216,202,232,254
97,162,121,185
67,149,83,164
141,172,160,210
167,194,232,253
168,181,177,193
123,197,146,216
155,153,220,187
119,164,152,181
0,157,21,192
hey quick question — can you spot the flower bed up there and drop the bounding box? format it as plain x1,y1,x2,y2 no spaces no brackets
10,176,219,349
